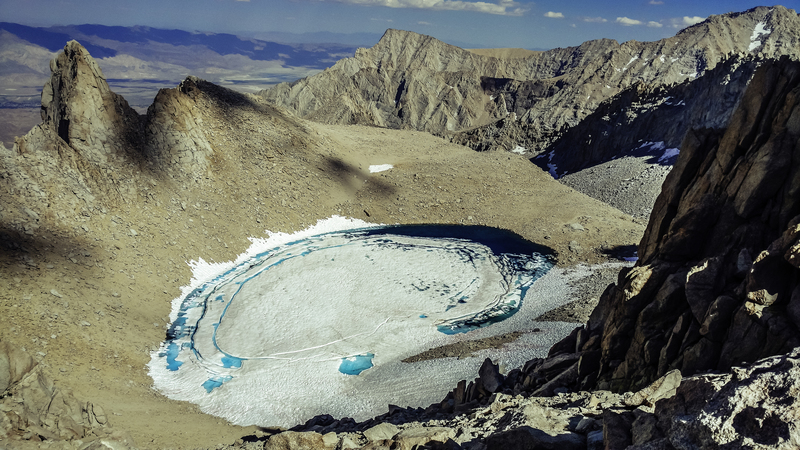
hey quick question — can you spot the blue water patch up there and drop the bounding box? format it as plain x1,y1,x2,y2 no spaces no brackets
339,353,375,375
221,356,243,369
164,341,183,371
202,375,233,393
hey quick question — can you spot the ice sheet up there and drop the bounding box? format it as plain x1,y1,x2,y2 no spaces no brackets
149,218,585,427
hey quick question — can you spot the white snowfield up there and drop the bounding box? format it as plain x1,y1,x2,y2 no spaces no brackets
749,21,771,52
148,216,623,427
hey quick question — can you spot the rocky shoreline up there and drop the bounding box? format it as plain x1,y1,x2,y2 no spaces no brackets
224,346,800,450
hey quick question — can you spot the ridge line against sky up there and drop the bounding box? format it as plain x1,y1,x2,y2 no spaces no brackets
0,1,786,49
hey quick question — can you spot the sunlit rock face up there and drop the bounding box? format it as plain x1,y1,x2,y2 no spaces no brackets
148,217,569,426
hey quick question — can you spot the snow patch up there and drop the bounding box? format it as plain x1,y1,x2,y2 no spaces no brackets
749,21,771,51
548,164,559,178
664,97,685,107
512,145,528,155
658,147,680,163
369,164,393,173
637,141,679,164
545,150,561,179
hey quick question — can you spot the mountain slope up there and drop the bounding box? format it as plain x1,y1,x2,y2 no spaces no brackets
0,41,645,448
260,6,800,163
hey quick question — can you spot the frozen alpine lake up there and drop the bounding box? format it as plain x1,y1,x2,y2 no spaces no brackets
149,217,579,427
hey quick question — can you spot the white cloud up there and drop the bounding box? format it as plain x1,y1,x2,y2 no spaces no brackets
583,16,608,23
318,0,528,16
647,21,663,28
649,0,664,4
544,11,564,19
417,21,432,25
370,17,394,22
616,17,643,26
682,15,705,26
670,15,706,28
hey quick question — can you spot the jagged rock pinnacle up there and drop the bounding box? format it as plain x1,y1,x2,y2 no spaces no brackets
40,40,142,165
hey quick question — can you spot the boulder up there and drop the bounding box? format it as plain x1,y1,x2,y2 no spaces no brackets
393,427,455,450
624,369,682,408
0,341,116,443
0,340,36,394
263,431,331,450
363,422,399,442
478,358,503,394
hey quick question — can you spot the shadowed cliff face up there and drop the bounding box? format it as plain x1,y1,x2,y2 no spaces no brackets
527,57,800,395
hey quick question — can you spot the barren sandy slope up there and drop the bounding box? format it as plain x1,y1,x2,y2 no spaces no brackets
1,115,643,448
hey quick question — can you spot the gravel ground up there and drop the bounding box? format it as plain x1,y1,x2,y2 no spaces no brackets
559,144,677,221
534,262,629,323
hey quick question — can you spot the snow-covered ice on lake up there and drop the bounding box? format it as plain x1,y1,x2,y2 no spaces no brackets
148,216,581,427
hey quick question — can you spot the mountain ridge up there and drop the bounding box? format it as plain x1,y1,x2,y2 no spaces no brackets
260,6,800,167
1,41,647,447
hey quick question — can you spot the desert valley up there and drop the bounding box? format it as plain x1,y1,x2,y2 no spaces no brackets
2,5,800,450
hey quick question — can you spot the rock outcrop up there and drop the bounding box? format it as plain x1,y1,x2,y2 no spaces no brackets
254,348,799,449
1,40,324,239
40,40,144,166
261,6,800,164
514,55,800,410
0,340,134,447
633,348,800,449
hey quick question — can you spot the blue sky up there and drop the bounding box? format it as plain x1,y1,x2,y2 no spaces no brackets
0,0,784,49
